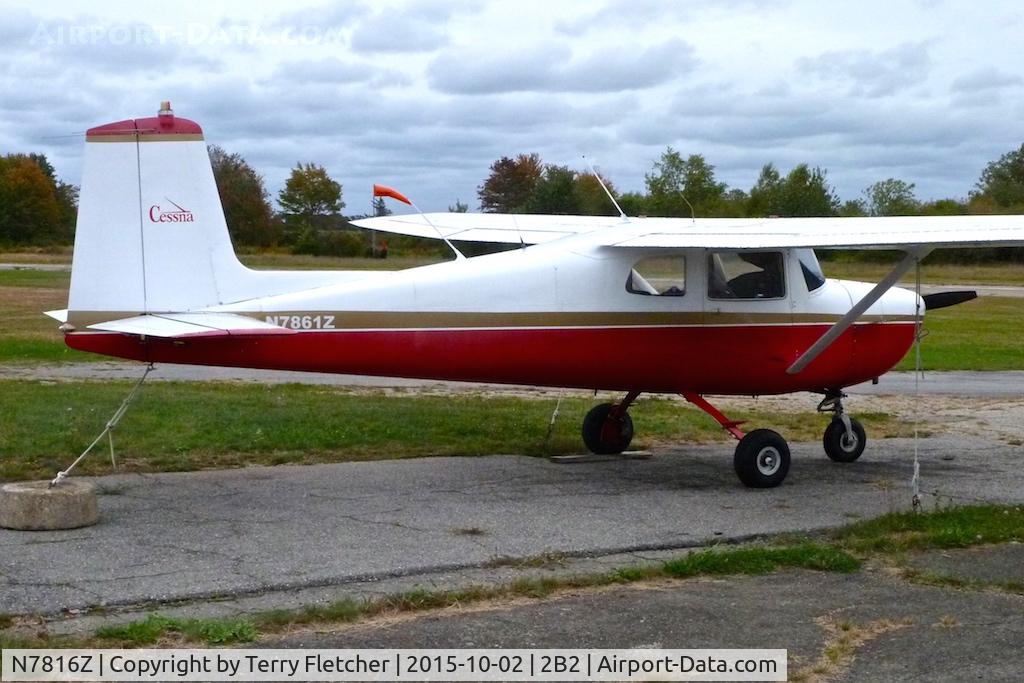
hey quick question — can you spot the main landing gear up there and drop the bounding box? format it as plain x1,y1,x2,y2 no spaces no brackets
817,391,866,463
580,391,792,488
581,391,639,455
580,390,869,487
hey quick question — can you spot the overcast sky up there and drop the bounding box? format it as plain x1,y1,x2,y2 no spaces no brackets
2,0,1023,213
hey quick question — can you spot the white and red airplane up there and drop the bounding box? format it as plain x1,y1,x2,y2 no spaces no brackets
48,104,1024,487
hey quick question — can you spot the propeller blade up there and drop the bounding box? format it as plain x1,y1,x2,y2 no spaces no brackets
922,290,977,311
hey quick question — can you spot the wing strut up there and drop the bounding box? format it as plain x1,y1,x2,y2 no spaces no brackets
787,247,933,375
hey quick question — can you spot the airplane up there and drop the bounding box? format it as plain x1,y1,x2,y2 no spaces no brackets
48,103,1024,488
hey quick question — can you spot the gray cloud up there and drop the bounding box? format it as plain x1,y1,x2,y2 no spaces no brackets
3,0,1022,213
951,67,1023,93
428,39,697,95
272,3,369,30
555,0,784,36
350,17,449,54
270,58,386,85
797,42,932,98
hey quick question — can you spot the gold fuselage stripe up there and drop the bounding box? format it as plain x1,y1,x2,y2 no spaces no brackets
64,310,918,330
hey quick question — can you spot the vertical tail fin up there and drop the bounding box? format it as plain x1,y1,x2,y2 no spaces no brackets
68,102,248,317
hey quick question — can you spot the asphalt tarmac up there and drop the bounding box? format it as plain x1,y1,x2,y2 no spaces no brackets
2,434,1023,617
266,556,1024,682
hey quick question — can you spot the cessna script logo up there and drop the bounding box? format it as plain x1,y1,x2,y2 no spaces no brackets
148,199,195,223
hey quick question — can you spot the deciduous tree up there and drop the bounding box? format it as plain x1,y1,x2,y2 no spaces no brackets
973,142,1024,210
0,154,62,245
774,164,839,217
645,148,726,217
574,172,620,216
477,153,543,212
864,178,920,216
278,162,344,228
209,145,280,247
525,164,579,214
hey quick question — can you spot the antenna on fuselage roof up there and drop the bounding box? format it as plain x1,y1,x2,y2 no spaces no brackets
583,156,629,222
373,184,465,260
680,195,696,225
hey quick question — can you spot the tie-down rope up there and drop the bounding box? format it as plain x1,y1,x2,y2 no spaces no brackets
911,260,926,512
49,363,154,488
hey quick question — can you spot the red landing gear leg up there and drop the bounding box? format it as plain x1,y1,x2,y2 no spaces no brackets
681,392,791,489
582,391,640,455
681,392,746,440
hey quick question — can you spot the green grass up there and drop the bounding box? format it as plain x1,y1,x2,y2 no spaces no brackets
0,269,69,288
662,542,861,576
898,567,1024,595
896,297,1024,371
833,504,1024,553
823,260,1024,286
0,339,95,364
0,380,909,481
95,614,256,645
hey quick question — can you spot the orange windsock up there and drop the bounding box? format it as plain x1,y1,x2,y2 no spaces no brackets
373,184,412,205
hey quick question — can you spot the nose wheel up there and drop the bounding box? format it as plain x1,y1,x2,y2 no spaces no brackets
824,417,866,462
818,392,867,463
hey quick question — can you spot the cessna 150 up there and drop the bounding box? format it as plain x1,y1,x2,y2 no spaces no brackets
49,105,1024,487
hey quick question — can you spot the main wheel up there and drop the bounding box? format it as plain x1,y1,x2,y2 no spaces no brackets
734,429,791,488
823,418,866,463
581,403,634,455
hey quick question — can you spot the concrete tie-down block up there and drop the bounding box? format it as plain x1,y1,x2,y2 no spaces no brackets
0,480,99,531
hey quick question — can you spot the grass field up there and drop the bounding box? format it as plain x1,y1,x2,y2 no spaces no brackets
0,269,95,363
822,260,1024,286
0,381,910,481
895,296,1024,370
1,264,1022,370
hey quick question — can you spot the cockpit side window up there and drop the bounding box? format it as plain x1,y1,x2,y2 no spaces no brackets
707,251,786,299
626,256,686,296
796,248,826,292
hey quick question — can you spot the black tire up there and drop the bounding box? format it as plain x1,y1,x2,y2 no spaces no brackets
733,429,791,488
581,403,634,455
823,418,866,463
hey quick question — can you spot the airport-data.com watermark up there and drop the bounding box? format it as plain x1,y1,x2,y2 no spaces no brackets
28,22,348,47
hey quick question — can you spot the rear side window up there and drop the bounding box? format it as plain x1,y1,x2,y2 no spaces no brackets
626,256,686,296
797,248,826,292
707,251,785,299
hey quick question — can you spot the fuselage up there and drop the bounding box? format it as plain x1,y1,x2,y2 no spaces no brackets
66,233,921,396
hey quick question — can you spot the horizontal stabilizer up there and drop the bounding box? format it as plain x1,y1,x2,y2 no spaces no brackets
86,313,296,338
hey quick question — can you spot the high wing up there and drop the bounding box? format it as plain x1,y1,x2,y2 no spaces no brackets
351,213,624,244
598,215,1024,250
353,213,1024,250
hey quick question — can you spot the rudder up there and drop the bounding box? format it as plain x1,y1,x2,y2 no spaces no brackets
68,102,248,318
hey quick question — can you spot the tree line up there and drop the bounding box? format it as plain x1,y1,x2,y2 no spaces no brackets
1,141,1022,259
476,145,1024,219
